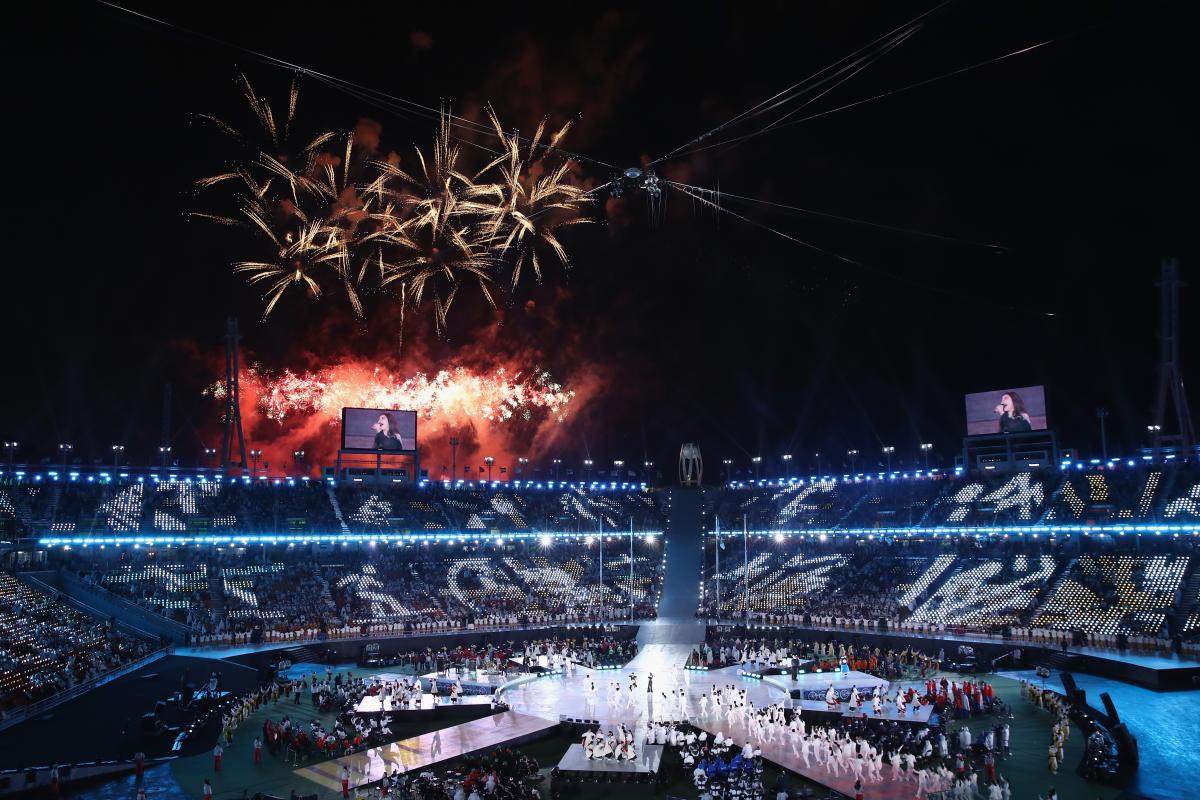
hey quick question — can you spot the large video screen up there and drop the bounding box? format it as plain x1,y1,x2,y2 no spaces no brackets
964,386,1048,436
342,408,418,452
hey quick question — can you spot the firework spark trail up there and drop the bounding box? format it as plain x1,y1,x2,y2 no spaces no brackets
481,105,594,289
194,75,366,320
196,80,593,341
209,363,577,427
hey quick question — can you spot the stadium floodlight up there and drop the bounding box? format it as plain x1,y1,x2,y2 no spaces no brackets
1146,424,1163,462
920,442,933,469
3,441,17,475
249,448,263,477
846,449,859,473
484,456,496,482
882,445,895,472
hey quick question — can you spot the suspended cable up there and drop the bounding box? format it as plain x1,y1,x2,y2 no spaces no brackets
703,25,922,161
659,38,1058,164
666,180,1006,251
666,181,1055,317
728,24,922,135
652,0,956,165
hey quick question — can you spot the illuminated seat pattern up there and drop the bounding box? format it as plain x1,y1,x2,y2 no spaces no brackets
101,561,211,619
907,555,1057,627
711,548,848,615
1164,482,1200,520
1031,554,1189,636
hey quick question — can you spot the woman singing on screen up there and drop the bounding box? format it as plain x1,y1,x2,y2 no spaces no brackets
372,413,408,450
994,392,1033,433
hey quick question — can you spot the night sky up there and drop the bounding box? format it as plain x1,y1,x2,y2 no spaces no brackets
6,0,1196,477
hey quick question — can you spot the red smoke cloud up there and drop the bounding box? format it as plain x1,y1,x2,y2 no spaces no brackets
200,296,607,479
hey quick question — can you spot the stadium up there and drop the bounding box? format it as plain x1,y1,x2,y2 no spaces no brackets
4,2,1197,800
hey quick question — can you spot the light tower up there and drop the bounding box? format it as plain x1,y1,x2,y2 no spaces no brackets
1152,259,1195,457
221,318,248,471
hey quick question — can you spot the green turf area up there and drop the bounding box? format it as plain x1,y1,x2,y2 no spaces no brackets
930,670,1121,800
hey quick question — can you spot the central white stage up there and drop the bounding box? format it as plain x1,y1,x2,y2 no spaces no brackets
760,671,935,722
298,642,938,800
557,743,663,775
353,693,492,714
770,669,887,692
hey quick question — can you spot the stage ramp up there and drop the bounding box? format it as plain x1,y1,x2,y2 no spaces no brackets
655,486,707,622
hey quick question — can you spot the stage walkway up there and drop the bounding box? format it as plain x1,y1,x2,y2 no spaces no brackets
293,710,556,792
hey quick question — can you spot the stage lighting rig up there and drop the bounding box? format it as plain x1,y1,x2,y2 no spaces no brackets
609,167,661,198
